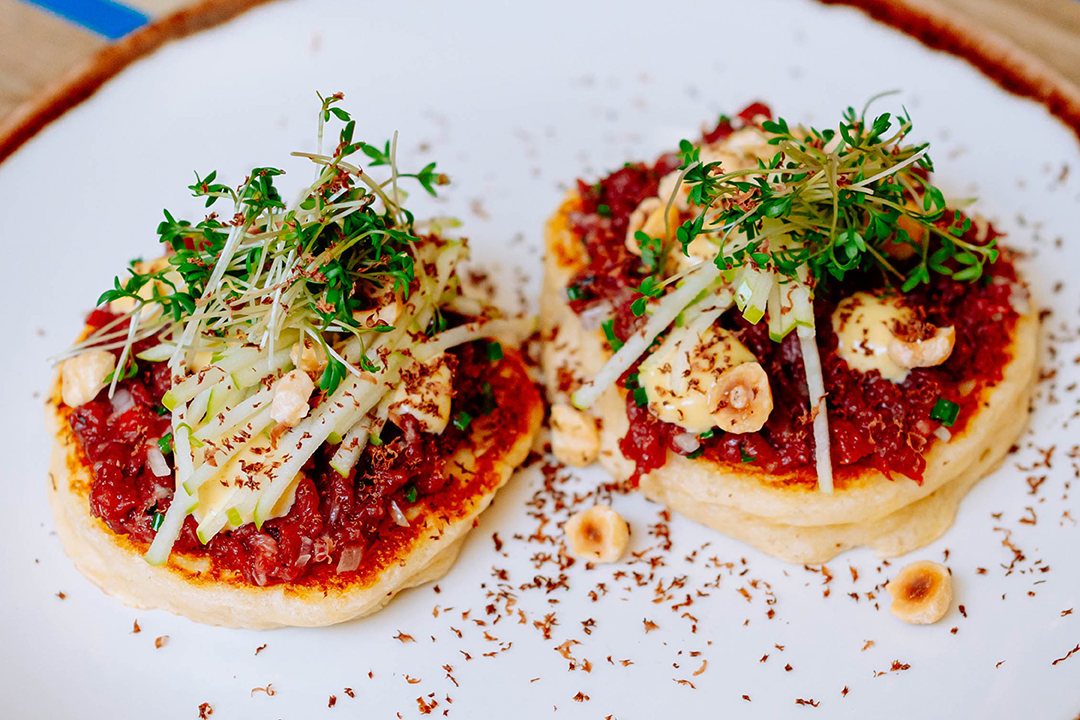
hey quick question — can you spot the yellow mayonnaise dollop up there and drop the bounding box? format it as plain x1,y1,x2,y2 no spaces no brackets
639,325,757,433
831,291,915,383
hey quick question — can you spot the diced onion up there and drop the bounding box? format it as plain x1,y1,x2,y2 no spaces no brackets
296,537,313,568
336,545,364,573
389,500,410,527
313,537,333,563
110,388,135,416
579,302,613,332
146,446,171,478
672,432,700,454
1008,283,1031,315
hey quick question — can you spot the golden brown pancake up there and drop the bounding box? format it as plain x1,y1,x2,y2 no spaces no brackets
46,346,542,629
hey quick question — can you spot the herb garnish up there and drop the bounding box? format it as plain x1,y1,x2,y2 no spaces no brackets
86,91,450,396
666,95,997,308
59,93,524,565
929,398,960,427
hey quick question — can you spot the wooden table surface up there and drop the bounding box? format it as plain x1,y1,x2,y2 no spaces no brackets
2,0,1079,150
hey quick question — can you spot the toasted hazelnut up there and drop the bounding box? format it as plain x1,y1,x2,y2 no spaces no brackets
352,290,400,329
626,198,661,254
887,325,955,370
707,362,773,434
61,350,116,408
564,505,629,563
270,369,315,427
625,198,679,254
550,403,600,467
290,339,327,374
657,170,692,211
886,560,952,625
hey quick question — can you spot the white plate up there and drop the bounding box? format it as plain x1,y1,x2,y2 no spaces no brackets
1,0,1078,717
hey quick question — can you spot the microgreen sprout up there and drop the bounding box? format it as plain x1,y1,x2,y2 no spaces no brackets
667,96,997,313
87,91,450,382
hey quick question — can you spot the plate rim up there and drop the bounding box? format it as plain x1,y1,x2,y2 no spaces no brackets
1,0,1079,167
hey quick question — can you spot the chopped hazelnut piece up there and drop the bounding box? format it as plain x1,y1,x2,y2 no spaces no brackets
550,404,600,467
886,560,952,624
290,338,327,374
564,505,629,563
61,350,116,408
888,325,956,370
270,369,315,427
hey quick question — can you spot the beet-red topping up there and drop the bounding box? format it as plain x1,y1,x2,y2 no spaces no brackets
66,315,502,586
568,104,1020,485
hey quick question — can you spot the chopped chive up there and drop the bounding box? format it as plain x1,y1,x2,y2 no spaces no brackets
154,405,170,416
633,387,649,408
157,433,173,455
625,373,639,389
699,429,716,440
403,484,418,503
566,284,584,302
929,398,960,427
480,381,496,416
686,447,705,460
740,446,756,463
452,411,473,431
486,341,504,362
151,512,165,532
596,204,612,218
602,319,624,352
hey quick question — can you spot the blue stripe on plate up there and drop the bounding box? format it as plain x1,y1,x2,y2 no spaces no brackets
18,0,148,40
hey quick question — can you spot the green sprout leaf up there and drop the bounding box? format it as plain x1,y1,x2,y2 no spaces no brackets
602,319,624,352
